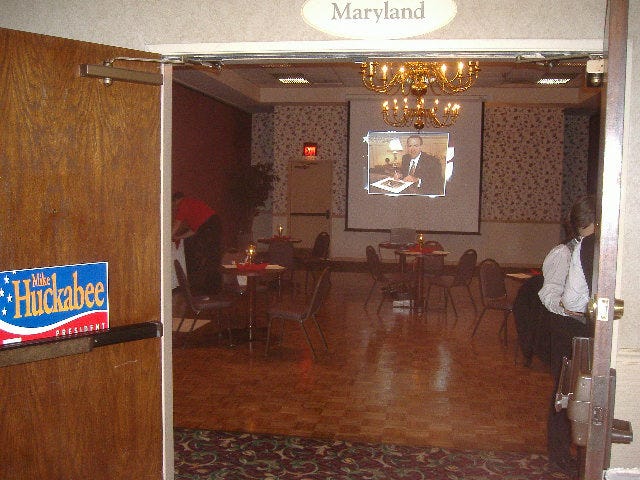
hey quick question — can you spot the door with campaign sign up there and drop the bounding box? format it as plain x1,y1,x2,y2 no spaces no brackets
0,262,108,345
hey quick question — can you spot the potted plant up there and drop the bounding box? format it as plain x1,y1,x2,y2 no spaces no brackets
229,161,278,242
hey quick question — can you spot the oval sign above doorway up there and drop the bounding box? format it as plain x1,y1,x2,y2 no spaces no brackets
301,0,457,40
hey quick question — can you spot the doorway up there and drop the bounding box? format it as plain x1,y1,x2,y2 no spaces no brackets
166,35,623,480
288,159,332,249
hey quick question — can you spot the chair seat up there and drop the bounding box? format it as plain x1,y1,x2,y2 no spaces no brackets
174,259,235,346
193,296,233,310
268,305,307,321
485,296,513,311
428,275,456,288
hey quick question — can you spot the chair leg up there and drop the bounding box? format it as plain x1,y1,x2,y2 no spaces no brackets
465,285,478,319
499,311,510,346
424,284,432,311
364,279,378,307
312,315,328,350
300,321,317,358
376,292,386,314
471,308,487,337
215,312,224,344
264,315,274,356
177,306,188,333
447,288,458,322
279,317,286,345
225,311,234,347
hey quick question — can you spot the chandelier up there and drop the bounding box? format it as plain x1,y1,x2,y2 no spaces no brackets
383,97,460,130
361,60,480,129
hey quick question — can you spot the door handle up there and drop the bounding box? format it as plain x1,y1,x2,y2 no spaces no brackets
586,296,624,322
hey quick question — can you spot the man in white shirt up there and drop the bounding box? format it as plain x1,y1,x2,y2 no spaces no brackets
539,205,595,321
538,238,578,316
539,196,595,475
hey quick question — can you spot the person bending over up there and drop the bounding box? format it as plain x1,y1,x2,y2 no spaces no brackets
172,191,223,295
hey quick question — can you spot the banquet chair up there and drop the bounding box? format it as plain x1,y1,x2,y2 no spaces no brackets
419,240,445,277
174,260,234,346
265,267,331,359
471,258,513,345
365,245,414,313
386,227,416,264
300,231,330,293
267,240,296,297
425,249,477,322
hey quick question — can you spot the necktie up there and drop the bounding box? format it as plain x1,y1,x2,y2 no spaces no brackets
409,160,417,176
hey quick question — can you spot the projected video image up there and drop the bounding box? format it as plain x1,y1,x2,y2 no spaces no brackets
366,131,449,197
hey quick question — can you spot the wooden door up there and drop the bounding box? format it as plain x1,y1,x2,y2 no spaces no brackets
0,29,163,479
583,0,628,478
288,160,332,250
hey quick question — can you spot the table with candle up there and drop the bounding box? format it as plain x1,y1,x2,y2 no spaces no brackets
222,242,286,342
396,238,449,311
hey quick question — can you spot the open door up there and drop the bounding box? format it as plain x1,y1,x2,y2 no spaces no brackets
0,29,165,478
568,1,630,478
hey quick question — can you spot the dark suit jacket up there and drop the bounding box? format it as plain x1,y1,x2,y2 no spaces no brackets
400,152,445,195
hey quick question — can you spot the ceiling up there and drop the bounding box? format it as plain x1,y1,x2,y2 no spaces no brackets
173,55,595,113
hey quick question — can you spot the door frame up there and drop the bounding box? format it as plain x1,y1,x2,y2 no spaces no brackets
161,22,621,480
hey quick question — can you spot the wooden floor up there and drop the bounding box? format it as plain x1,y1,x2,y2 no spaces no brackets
172,270,554,454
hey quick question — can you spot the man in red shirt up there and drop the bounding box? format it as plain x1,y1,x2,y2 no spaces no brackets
172,192,222,294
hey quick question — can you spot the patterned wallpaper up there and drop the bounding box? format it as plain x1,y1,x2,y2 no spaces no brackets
562,113,590,218
482,106,565,222
251,112,274,164
252,104,590,223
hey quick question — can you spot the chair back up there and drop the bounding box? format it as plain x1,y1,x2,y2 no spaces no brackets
389,228,415,245
267,240,295,270
307,267,331,317
453,249,477,286
365,245,385,281
311,231,330,259
422,240,444,275
478,258,507,302
174,260,196,311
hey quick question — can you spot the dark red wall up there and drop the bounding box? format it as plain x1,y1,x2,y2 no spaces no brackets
172,83,252,248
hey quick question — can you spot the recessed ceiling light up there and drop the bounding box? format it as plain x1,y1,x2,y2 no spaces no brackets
277,75,310,84
536,76,573,85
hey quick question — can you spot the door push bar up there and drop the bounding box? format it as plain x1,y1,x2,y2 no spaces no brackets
556,337,633,448
0,321,163,368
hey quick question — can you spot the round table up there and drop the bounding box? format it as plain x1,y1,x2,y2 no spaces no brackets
396,249,449,311
222,264,286,341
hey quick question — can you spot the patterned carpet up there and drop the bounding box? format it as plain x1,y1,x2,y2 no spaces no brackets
174,428,571,479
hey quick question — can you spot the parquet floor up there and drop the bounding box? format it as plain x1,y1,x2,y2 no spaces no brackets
172,271,554,454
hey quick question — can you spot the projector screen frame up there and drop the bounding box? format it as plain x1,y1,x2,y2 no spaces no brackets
345,98,484,235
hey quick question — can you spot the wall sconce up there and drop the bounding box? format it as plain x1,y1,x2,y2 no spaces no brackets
303,142,318,160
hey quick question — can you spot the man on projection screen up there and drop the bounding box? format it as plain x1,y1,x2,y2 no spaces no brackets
394,134,445,195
